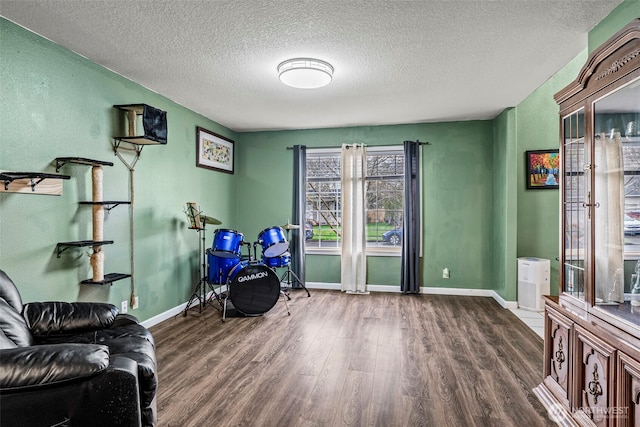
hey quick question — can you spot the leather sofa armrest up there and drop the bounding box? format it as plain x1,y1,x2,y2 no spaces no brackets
23,302,118,336
0,353,143,427
0,343,109,390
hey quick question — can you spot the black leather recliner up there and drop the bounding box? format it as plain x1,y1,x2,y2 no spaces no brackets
0,269,157,427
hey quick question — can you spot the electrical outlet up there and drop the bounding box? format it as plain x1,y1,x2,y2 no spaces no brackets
443,268,450,279
131,296,139,310
121,300,128,314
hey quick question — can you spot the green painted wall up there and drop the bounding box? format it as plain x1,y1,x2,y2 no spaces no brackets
492,108,518,301
237,121,495,290
514,51,587,295
589,0,640,52
0,18,237,320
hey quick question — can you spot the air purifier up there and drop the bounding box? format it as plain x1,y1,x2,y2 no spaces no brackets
517,257,550,311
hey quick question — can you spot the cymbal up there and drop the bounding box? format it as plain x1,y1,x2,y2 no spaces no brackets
202,215,222,225
282,222,300,230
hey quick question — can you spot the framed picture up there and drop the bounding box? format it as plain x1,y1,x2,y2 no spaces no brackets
526,149,559,189
196,127,234,174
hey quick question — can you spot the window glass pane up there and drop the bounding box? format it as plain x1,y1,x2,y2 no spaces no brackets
305,147,405,252
365,151,404,248
306,152,342,249
563,110,585,300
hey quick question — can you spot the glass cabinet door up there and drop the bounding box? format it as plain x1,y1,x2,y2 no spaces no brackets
562,110,587,301
592,76,640,322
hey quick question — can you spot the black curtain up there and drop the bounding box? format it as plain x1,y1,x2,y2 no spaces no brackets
401,140,421,293
291,145,307,288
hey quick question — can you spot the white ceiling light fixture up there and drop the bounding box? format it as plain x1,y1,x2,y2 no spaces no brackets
278,58,334,89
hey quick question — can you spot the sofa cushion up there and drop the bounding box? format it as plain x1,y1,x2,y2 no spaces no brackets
0,299,34,348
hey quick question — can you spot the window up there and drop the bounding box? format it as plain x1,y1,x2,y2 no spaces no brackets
305,146,404,254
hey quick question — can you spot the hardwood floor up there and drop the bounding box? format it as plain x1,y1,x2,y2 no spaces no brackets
150,290,555,426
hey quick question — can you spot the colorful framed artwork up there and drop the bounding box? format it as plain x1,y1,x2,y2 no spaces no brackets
526,149,559,189
196,127,234,174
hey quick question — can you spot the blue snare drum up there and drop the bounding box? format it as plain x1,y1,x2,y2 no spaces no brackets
263,252,291,269
207,251,241,284
257,226,288,258
211,229,244,258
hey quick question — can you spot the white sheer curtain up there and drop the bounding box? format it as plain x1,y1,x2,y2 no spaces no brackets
341,144,367,293
594,131,624,302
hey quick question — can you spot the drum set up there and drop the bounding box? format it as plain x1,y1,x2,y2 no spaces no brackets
182,203,309,321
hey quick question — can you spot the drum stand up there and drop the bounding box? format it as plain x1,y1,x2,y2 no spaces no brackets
280,225,311,298
182,222,221,316
279,264,310,297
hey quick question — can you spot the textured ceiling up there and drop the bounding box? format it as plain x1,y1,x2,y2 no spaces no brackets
0,0,624,132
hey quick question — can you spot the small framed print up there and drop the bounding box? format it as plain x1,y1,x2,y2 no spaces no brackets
525,149,559,189
196,126,234,174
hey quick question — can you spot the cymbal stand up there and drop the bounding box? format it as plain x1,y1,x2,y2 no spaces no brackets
182,221,218,316
280,228,310,297
279,263,309,297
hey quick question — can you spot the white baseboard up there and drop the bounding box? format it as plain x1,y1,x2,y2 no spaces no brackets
490,290,519,310
308,282,518,309
140,289,220,329
141,283,518,328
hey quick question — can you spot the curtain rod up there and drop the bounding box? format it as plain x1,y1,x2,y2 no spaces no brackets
285,140,431,150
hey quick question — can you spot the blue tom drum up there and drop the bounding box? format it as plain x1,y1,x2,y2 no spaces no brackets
210,229,244,258
263,252,291,269
257,226,288,258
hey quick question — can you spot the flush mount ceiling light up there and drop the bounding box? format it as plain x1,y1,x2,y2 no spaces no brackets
278,58,334,89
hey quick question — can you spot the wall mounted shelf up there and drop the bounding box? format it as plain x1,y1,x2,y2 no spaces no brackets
113,104,167,146
111,103,166,296
78,201,131,211
80,273,131,286
55,157,114,172
55,157,129,285
56,240,115,258
0,171,70,195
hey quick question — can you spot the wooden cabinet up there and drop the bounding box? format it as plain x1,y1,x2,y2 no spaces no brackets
573,325,616,427
617,351,640,426
534,19,640,427
536,297,640,426
543,305,574,411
